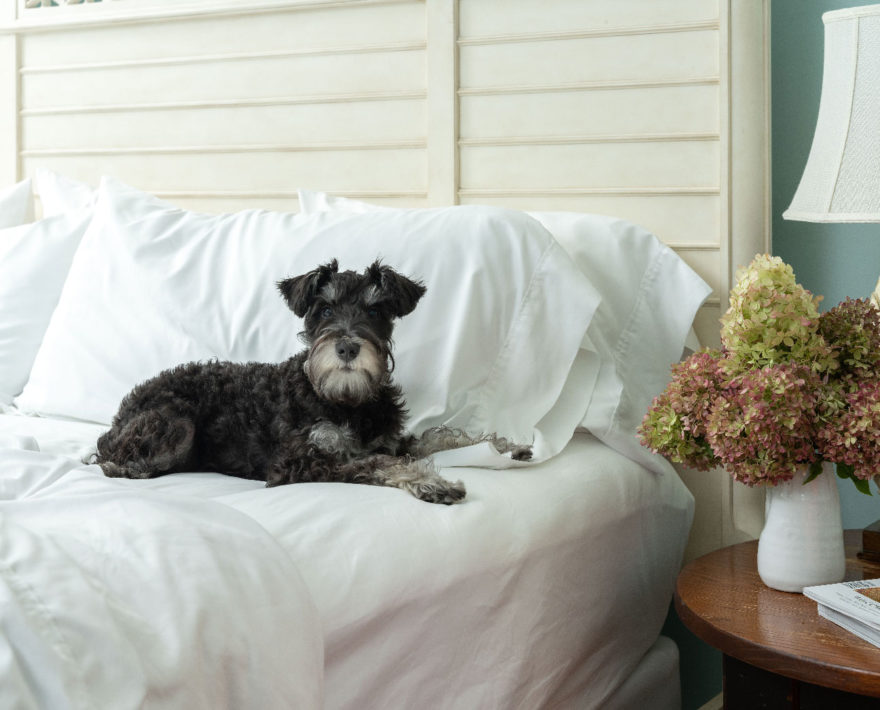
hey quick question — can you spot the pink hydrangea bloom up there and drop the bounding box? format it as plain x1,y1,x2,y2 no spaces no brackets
817,379,880,480
819,297,880,386
638,349,726,471
705,363,820,486
639,254,880,493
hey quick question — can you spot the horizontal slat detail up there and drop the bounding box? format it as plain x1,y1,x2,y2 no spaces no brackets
152,188,426,200
459,0,719,39
460,187,720,197
459,77,719,97
21,50,425,110
668,243,722,252
457,194,721,247
460,85,718,140
459,31,719,91
21,90,424,116
14,0,424,47
22,148,426,193
21,40,427,74
458,20,719,47
459,133,718,147
460,142,720,191
22,99,425,150
148,193,431,215
21,141,426,157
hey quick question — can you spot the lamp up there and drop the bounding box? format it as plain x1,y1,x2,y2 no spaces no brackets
784,4,880,223
783,3,880,560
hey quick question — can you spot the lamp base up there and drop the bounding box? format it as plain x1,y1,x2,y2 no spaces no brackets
858,520,880,564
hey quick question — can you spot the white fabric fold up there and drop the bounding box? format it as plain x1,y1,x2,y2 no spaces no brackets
0,448,324,710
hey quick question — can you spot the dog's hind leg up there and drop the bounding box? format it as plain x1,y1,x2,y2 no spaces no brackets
402,426,533,461
341,455,467,505
95,410,196,479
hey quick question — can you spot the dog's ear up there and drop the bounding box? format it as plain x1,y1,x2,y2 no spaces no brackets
278,259,339,317
365,261,426,318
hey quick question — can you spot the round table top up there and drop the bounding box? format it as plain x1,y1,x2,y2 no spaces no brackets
675,530,880,698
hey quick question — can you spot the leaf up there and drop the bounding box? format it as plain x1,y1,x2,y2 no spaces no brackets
854,477,874,496
803,461,824,484
836,462,855,480
836,463,874,496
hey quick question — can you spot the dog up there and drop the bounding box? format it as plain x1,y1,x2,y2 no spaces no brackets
93,259,531,504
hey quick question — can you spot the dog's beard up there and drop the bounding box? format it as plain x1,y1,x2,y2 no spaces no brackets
304,336,387,405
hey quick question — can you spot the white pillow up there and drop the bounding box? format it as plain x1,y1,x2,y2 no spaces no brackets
0,178,34,229
35,169,95,217
529,212,711,474
0,210,92,404
18,178,600,463
298,188,392,215
297,190,711,474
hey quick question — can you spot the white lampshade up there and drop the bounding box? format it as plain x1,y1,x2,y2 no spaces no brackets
784,4,880,223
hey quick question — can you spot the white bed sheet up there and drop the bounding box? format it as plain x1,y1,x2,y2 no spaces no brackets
0,412,693,709
0,418,324,710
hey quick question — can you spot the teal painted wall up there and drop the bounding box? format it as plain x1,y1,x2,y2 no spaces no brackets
772,0,880,528
663,602,720,709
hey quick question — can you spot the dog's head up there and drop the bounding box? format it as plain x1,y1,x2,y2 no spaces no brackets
277,259,426,405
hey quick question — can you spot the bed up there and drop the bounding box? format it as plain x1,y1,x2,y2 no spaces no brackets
0,1,770,708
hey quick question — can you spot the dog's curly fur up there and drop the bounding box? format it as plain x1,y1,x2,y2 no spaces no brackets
93,259,530,504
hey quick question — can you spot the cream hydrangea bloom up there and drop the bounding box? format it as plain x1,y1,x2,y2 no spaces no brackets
721,254,836,374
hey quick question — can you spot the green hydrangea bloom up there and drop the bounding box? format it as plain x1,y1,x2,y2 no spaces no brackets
720,254,837,374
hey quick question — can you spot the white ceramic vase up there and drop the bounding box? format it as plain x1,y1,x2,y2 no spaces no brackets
757,462,846,593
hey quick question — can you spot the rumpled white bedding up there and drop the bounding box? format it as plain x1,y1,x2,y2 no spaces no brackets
0,412,694,709
0,419,324,710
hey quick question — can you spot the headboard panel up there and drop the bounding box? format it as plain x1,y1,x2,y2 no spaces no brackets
457,1,724,300
12,0,432,212
0,0,770,559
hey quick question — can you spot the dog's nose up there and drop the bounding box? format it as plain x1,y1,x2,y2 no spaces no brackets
335,339,361,363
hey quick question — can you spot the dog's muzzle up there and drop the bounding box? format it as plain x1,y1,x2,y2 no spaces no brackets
305,334,388,404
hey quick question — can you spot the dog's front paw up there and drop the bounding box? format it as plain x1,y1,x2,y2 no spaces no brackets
510,445,532,461
411,478,466,505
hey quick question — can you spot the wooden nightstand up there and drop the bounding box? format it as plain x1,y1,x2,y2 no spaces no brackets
675,530,880,709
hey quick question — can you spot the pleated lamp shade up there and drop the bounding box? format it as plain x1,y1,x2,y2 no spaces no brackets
784,4,880,223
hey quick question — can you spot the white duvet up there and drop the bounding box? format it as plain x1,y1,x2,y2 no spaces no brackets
0,430,323,710
0,413,694,709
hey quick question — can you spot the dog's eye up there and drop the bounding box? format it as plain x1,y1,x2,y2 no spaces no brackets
367,308,379,319
320,307,333,319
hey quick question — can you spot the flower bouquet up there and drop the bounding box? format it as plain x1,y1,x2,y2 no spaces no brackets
639,254,880,493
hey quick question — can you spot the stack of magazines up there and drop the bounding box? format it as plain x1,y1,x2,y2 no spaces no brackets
803,578,880,649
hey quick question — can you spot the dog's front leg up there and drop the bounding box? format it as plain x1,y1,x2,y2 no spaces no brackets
266,440,466,504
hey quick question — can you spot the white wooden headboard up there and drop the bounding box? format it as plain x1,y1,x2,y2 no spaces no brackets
0,0,770,559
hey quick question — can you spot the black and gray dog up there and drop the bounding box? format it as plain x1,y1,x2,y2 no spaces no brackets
94,259,530,504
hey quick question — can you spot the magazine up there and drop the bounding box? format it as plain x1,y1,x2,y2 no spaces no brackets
803,578,880,648
815,605,880,649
